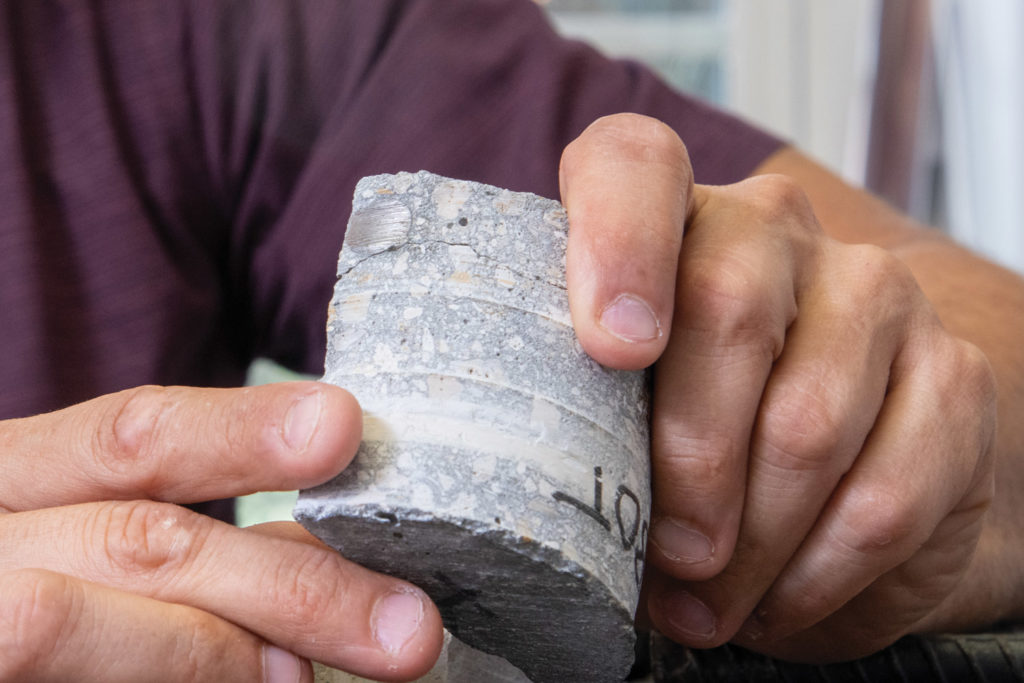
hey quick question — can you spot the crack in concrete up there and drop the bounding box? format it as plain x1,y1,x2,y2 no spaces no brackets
339,238,566,292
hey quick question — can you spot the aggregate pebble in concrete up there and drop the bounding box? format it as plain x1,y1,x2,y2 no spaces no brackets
294,171,651,683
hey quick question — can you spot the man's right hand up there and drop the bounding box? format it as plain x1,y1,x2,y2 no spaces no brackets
0,382,444,682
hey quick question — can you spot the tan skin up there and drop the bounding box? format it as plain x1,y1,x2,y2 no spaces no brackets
1,113,1021,681
561,115,1023,661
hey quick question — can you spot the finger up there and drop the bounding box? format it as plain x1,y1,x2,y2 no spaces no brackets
0,568,312,683
1,501,444,681
560,113,693,370
739,334,996,645
648,244,902,645
750,498,989,663
0,382,362,511
646,176,810,584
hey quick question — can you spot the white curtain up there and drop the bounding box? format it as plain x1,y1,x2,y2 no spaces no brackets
931,0,1024,272
726,0,880,183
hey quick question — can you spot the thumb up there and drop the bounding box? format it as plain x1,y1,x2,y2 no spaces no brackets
559,114,694,370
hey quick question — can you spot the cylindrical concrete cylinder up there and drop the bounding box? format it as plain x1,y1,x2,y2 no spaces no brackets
294,171,650,683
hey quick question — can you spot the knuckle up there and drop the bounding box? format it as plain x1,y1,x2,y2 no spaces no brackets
94,385,174,494
774,583,832,629
829,245,944,345
265,548,354,632
654,428,739,502
832,489,918,559
898,560,967,608
740,174,817,226
94,500,208,579
680,257,784,360
757,380,843,475
944,338,997,407
932,337,998,469
0,569,78,680
841,244,918,304
906,333,997,459
223,388,261,456
176,608,229,681
961,345,998,453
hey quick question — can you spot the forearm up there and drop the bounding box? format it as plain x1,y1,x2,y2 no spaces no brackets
757,146,1024,626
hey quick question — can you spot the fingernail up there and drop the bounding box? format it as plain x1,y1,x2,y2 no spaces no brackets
651,517,714,564
599,293,661,342
372,589,425,654
739,613,765,642
661,590,717,640
283,390,323,452
263,644,302,683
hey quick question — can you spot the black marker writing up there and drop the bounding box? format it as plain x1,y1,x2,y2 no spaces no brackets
553,466,611,531
553,467,649,586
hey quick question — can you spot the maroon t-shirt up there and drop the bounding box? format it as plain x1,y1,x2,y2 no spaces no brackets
0,0,781,421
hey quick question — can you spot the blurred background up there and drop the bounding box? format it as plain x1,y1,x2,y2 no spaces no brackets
541,0,1024,274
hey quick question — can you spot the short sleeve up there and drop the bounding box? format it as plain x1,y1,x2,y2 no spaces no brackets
185,0,783,375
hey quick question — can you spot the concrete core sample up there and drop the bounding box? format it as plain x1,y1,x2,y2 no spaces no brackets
294,171,651,683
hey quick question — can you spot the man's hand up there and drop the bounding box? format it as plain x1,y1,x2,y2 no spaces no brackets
560,113,1000,661
0,383,444,682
